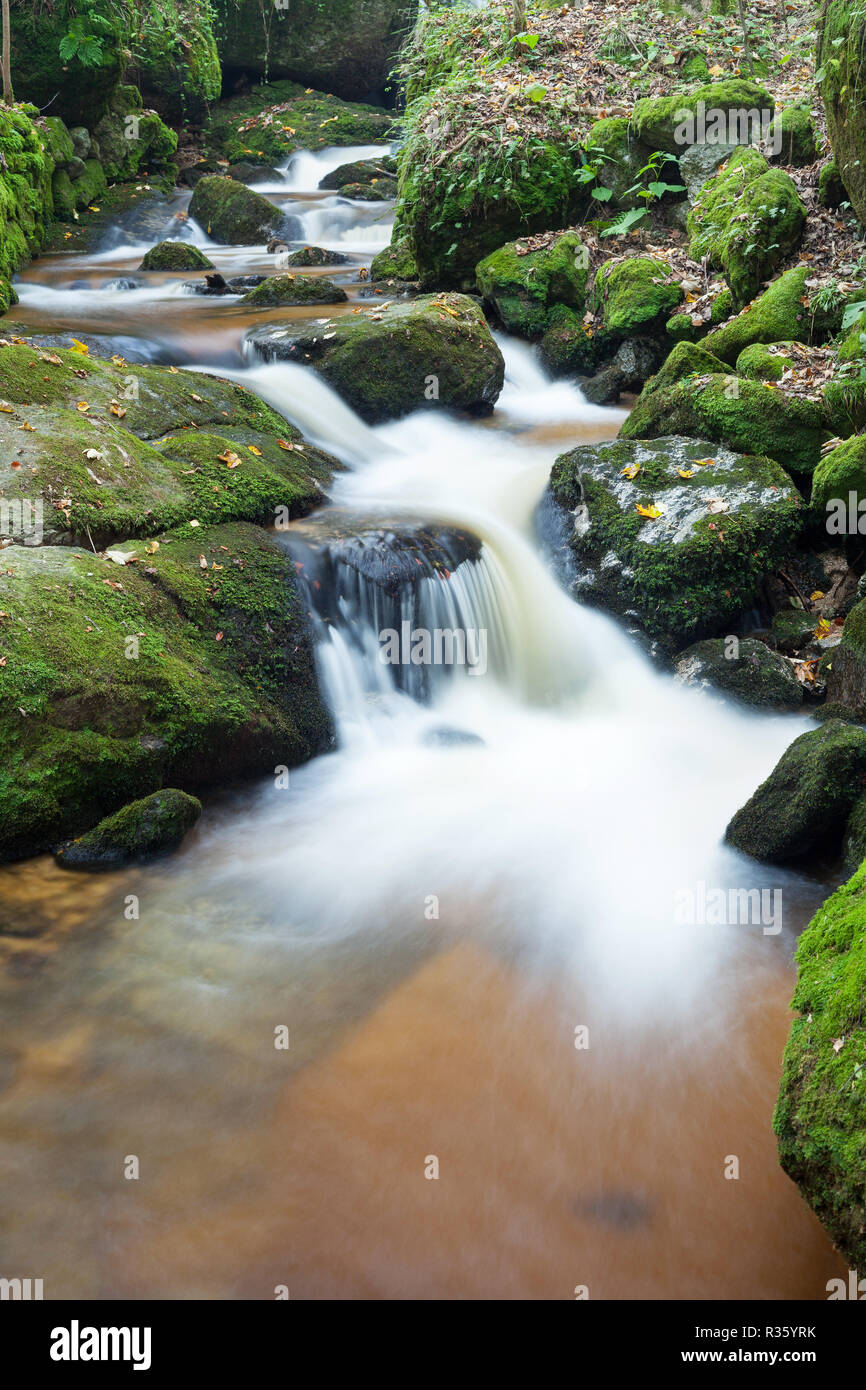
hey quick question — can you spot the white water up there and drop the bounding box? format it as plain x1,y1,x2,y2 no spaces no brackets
281,143,395,192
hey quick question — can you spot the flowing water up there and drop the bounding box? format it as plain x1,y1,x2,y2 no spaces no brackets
0,149,844,1300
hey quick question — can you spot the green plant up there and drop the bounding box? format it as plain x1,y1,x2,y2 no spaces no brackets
58,3,114,69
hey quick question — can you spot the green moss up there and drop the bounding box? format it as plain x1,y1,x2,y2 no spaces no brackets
129,0,222,121
818,159,847,209
666,313,699,343
770,105,821,167
820,1,866,226
710,288,734,324
687,148,806,308
476,232,588,339
622,372,826,474
204,80,394,166
0,107,56,296
631,80,774,153
726,719,866,862
539,305,610,378
583,117,658,210
812,435,866,517
242,275,348,307
774,858,866,1267
735,341,790,380
702,268,811,363
370,237,419,282
674,636,802,708
56,788,202,869
589,256,683,339
93,89,178,182
549,434,803,647
188,175,286,243
139,241,215,271
643,340,732,395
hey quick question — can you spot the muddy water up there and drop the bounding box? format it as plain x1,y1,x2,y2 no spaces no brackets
0,151,845,1300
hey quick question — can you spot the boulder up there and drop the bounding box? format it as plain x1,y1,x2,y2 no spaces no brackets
812,435,866,519
687,148,806,308
678,140,740,201
539,305,611,378
631,79,774,153
370,237,419,282
547,435,803,647
227,162,282,185
139,241,215,271
92,86,178,183
589,256,683,340
818,159,847,208
725,720,866,862
701,269,813,362
318,156,397,190
769,105,821,167
284,246,349,267
673,637,803,709
56,789,202,870
735,342,790,381
189,175,289,244
820,1,866,224
621,372,826,476
642,340,732,395
241,275,348,307
245,292,505,424
582,117,661,209
823,598,866,718
774,859,866,1269
476,232,588,338
205,80,395,167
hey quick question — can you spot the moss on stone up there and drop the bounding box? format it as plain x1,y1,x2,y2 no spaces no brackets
631,79,774,153
702,269,811,363
769,105,821,166
673,636,803,708
811,435,866,516
241,275,348,307
622,372,826,475
370,237,419,282
818,159,847,209
643,340,732,395
539,305,610,378
56,788,202,869
820,0,866,226
774,857,866,1267
583,117,659,210
139,241,215,271
736,341,790,380
589,256,683,339
687,148,806,308
204,80,394,166
476,232,588,339
189,175,287,244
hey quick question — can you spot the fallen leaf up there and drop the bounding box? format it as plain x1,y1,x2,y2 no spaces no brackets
636,503,662,519
621,463,641,480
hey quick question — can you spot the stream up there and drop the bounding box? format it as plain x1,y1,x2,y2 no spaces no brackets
0,148,845,1299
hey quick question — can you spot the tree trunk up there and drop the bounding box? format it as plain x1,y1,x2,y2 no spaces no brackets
512,0,526,35
2,0,14,105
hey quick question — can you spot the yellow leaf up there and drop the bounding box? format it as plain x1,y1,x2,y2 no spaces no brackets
218,450,242,469
146,541,160,554
677,467,696,479
621,463,641,480
247,445,262,456
70,338,90,355
810,590,825,601
110,403,126,418
75,401,89,413
277,438,295,451
636,503,662,519
0,402,14,413
694,458,715,467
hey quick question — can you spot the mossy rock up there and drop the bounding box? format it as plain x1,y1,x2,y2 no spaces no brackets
37,115,74,168
548,435,803,648
687,148,806,308
772,607,817,654
539,305,611,378
622,371,825,475
242,275,348,307
128,0,222,122
93,90,178,183
370,237,419,282
774,857,866,1267
824,598,866,717
582,117,661,210
0,107,57,292
818,159,847,209
735,341,790,380
0,526,331,861
0,343,337,546
476,232,588,339
189,175,288,244
338,179,397,201
589,256,683,339
666,313,700,343
56,788,202,869
318,156,397,191
702,270,812,362
204,80,394,166
673,636,802,709
139,241,215,271
286,246,349,268
769,105,821,167
631,80,774,154
811,435,866,519
245,292,505,424
820,1,866,226
725,719,866,862
643,340,731,395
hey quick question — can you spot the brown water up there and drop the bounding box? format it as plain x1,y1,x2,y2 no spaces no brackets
0,160,845,1300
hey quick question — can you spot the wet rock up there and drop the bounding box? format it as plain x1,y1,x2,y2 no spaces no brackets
581,365,624,405
228,162,282,185
614,337,665,390
370,237,418,283
69,126,91,161
283,246,349,267
246,292,505,424
673,637,803,709
318,156,397,191
188,175,293,244
183,274,267,295
421,726,485,748
241,275,348,307
285,514,482,597
548,435,803,649
589,256,683,340
139,240,215,271
56,789,202,870
337,179,397,201
104,278,141,292
726,720,866,863
772,608,817,655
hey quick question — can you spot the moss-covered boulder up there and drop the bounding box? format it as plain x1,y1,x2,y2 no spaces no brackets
642,340,732,395
128,0,222,122
678,140,740,201
189,175,291,244
204,80,394,167
687,148,806,308
725,720,866,862
774,859,866,1269
621,372,825,475
548,435,803,647
318,156,397,191
823,598,866,718
735,342,790,380
212,0,417,103
820,1,866,226
476,232,588,339
673,636,803,708
583,117,659,209
139,241,215,271
539,306,609,379
0,524,331,862
701,269,811,363
285,246,348,268
818,159,847,209
0,342,336,547
811,435,866,518
242,275,348,307
93,86,178,182
56,788,202,869
772,607,818,654
370,237,419,282
246,292,504,424
0,106,57,311
769,105,821,167
631,80,774,154
589,256,684,339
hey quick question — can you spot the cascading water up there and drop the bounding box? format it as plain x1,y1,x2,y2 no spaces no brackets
0,148,844,1301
